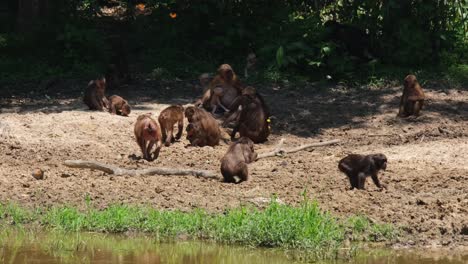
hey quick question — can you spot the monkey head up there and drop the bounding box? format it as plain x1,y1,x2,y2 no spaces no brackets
247,53,256,63
121,103,131,116
184,106,196,121
186,123,200,139
371,154,387,171
242,86,256,97
237,136,254,150
404,75,418,89
199,73,211,87
95,77,107,91
218,64,234,82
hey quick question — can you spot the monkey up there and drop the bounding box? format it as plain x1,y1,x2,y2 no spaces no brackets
185,122,207,147
158,105,184,147
244,52,257,78
226,86,270,143
210,86,230,115
338,154,388,190
83,77,109,111
224,86,270,126
184,106,220,147
197,64,243,112
134,114,162,161
220,137,257,183
108,95,131,116
398,75,425,117
199,73,212,90
193,73,213,106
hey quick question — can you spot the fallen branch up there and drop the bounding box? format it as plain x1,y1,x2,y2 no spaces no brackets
256,139,340,160
64,160,219,179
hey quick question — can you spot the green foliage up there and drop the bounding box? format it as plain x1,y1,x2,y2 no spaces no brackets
446,64,468,87
345,215,399,242
0,0,467,81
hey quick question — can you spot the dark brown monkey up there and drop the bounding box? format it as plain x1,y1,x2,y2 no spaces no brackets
158,105,184,147
398,75,425,117
197,64,243,111
220,137,257,183
224,86,270,126
185,122,207,147
134,114,162,161
338,154,388,190
184,106,220,147
83,77,109,111
227,86,270,143
108,95,131,116
244,52,257,78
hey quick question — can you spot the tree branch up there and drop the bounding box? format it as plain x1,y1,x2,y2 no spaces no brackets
63,160,219,179
256,139,340,160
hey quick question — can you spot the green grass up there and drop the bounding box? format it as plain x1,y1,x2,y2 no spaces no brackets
0,199,398,260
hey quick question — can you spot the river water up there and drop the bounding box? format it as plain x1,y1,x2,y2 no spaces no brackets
0,231,467,264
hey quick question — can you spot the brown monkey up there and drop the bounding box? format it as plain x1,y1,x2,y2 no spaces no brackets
158,105,184,147
108,95,131,116
185,122,207,147
244,52,257,78
220,137,257,183
398,75,425,117
227,86,270,143
134,114,162,161
83,77,109,111
184,106,220,147
224,86,270,126
210,86,230,115
338,154,388,190
197,64,243,111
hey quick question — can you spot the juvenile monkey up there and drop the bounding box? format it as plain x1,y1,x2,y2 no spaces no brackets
338,154,388,190
134,114,162,161
244,52,257,78
210,86,230,115
108,95,131,116
185,122,207,147
83,77,109,111
220,137,257,183
184,106,220,147
398,75,425,117
158,105,184,147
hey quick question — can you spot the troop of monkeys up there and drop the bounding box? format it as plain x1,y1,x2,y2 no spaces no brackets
83,63,425,189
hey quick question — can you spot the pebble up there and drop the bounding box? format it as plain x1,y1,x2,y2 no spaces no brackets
32,168,44,180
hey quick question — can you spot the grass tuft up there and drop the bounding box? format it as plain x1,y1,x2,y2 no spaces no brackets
0,199,398,260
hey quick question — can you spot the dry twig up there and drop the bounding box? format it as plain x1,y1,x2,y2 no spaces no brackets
256,139,340,160
64,160,219,179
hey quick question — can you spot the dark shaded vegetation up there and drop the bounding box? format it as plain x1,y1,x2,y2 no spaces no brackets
0,0,467,86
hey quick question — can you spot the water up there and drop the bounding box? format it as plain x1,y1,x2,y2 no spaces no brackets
0,231,467,264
